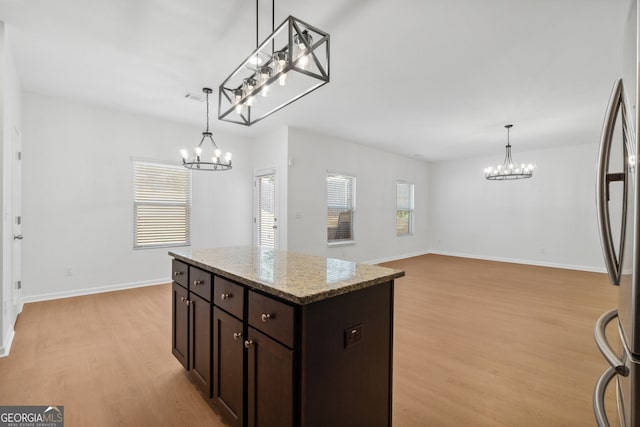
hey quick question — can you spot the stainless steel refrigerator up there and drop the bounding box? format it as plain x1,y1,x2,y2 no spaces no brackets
594,1,640,425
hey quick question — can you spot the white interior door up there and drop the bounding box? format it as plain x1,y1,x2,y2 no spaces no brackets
254,170,278,249
12,126,22,319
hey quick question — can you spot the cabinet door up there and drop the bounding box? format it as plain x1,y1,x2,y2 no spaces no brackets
213,307,244,427
247,327,294,427
172,283,189,369
189,292,212,397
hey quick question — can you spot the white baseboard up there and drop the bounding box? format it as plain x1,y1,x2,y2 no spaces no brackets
20,278,169,304
364,250,431,265
0,326,15,358
428,250,607,273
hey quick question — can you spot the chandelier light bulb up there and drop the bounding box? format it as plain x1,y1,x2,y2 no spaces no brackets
215,149,221,158
195,147,202,157
225,152,232,162
180,149,189,160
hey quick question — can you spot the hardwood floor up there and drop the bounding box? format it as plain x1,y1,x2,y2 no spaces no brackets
383,255,619,427
0,254,619,426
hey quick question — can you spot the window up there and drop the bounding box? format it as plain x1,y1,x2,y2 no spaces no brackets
396,181,414,236
327,174,355,244
133,161,192,249
254,171,277,248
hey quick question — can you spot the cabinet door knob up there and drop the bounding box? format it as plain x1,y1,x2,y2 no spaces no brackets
174,271,183,276
193,280,203,286
261,313,272,322
221,293,231,300
180,296,186,302
244,340,253,348
233,332,242,341
185,299,191,306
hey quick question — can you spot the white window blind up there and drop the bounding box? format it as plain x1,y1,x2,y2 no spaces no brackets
255,173,277,248
327,174,355,243
396,181,414,236
133,161,191,249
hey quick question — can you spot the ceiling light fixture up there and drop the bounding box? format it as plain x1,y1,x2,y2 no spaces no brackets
484,124,534,180
218,0,330,126
180,88,232,171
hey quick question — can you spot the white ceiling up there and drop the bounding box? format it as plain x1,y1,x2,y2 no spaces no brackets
0,0,630,161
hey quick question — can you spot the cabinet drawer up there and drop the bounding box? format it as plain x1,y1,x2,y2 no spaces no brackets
214,276,244,319
248,291,294,348
172,259,188,288
190,266,212,302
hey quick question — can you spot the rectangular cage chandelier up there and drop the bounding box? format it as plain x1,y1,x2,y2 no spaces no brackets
218,15,330,126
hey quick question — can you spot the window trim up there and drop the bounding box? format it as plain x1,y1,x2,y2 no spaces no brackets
133,159,192,250
327,172,356,247
396,180,415,237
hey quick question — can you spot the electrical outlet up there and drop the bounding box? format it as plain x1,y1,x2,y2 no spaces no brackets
344,324,363,349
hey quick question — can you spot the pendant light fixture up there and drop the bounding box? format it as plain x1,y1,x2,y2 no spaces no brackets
218,0,330,126
180,88,232,171
484,124,534,180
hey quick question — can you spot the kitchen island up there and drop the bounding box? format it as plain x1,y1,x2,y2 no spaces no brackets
169,246,404,427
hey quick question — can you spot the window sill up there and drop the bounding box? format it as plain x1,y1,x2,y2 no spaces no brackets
327,240,356,248
397,233,414,238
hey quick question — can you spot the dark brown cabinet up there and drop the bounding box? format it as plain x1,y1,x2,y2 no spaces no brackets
171,254,396,427
246,327,293,427
171,282,189,370
189,292,212,396
213,307,244,427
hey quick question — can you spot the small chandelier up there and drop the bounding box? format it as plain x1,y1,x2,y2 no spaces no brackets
218,0,330,126
484,124,534,180
180,88,232,171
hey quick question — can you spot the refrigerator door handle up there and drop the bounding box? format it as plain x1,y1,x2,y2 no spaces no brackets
593,366,618,427
596,78,629,286
594,309,628,375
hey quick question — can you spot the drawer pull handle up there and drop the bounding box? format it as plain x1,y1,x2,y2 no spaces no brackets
244,340,253,348
233,332,242,340
193,280,204,286
261,313,272,322
174,271,183,276
221,293,231,300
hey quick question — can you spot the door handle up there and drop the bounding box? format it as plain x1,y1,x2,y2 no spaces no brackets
594,309,628,375
596,78,629,286
593,366,617,427
13,234,23,240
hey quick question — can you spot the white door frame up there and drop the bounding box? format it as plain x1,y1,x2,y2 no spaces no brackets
12,126,22,319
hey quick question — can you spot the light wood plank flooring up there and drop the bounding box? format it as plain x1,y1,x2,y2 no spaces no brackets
0,254,620,426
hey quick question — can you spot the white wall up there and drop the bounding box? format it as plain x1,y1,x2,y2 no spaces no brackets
21,93,253,302
252,126,289,250
428,142,604,271
0,22,22,356
287,128,430,263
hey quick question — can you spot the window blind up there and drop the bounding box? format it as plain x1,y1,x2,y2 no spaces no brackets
327,174,355,242
133,161,191,248
396,181,414,236
255,174,276,248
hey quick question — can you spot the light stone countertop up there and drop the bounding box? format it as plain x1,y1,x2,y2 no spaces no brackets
169,246,405,305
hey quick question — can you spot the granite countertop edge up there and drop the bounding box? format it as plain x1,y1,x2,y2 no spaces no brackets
169,250,405,305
